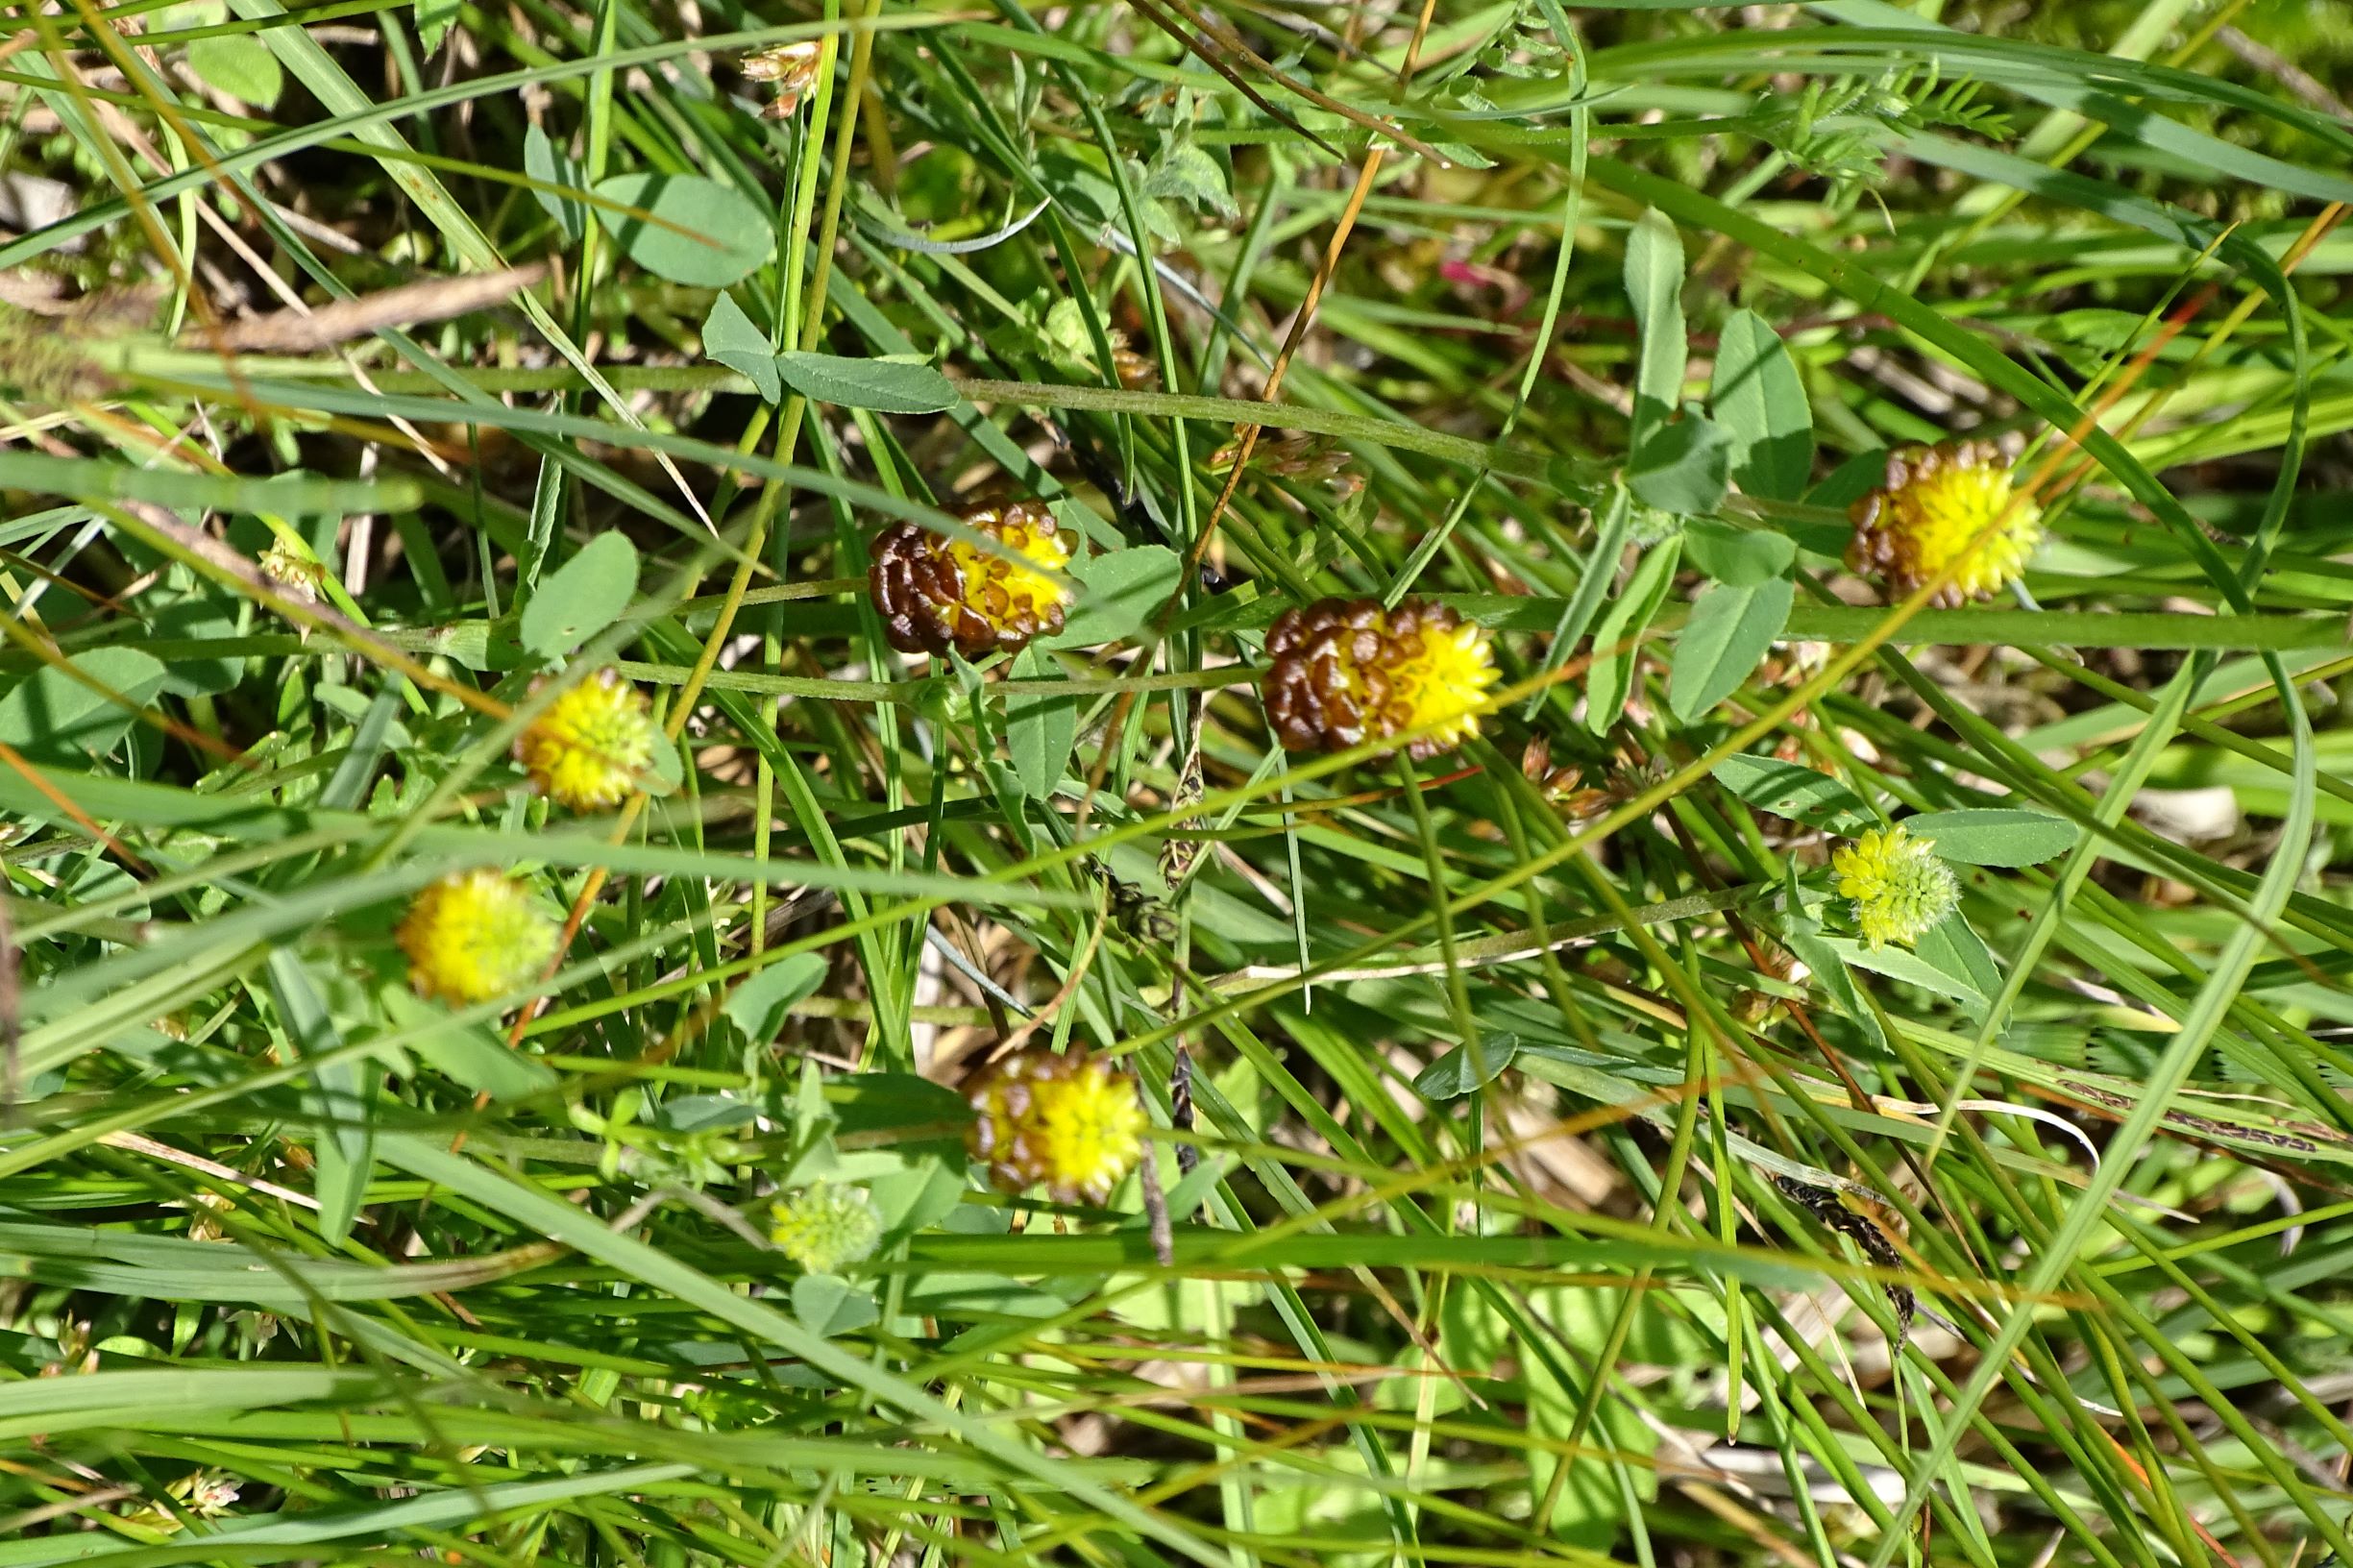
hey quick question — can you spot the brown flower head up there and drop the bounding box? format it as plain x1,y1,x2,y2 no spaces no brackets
1262,597,1499,760
1847,439,2043,606
869,501,1070,658
743,39,823,118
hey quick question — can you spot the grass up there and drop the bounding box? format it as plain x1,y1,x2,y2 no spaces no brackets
4,0,2353,1564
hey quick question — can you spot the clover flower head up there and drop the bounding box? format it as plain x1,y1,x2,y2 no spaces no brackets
965,1048,1147,1206
1263,597,1500,760
516,668,658,810
771,1182,884,1275
870,502,1071,658
1847,439,2044,606
1832,825,1960,949
396,870,558,1007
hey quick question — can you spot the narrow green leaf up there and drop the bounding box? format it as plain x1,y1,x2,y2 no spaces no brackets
1414,1033,1522,1101
593,172,775,287
1905,808,2076,866
520,530,639,659
1005,648,1078,800
1623,207,1686,445
1821,936,1986,1005
1915,913,2003,1004
793,1273,881,1336
1682,519,1795,587
775,353,959,413
0,450,417,516
0,649,166,768
723,953,829,1041
381,985,555,1101
523,123,585,244
1050,544,1181,648
1669,576,1794,723
1586,537,1680,734
1628,412,1731,516
703,292,782,404
1711,754,1876,834
186,35,282,106
264,952,372,1247
1711,308,1812,501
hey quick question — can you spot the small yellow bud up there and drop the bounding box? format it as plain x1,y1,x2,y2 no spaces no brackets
1831,825,1960,949
771,1183,884,1274
396,870,558,1007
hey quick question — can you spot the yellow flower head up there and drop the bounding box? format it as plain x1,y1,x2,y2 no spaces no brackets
396,870,558,1007
1831,825,1959,949
944,503,1069,639
965,1048,1147,1206
516,668,658,810
1390,613,1502,756
771,1183,883,1275
1847,440,2043,606
1263,598,1500,760
870,502,1071,657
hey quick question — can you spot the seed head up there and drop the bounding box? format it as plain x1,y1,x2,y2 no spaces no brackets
869,502,1070,658
396,870,559,1007
1831,825,1959,949
743,39,823,117
1262,597,1499,759
771,1183,884,1275
1847,440,2043,606
516,668,659,810
965,1049,1147,1206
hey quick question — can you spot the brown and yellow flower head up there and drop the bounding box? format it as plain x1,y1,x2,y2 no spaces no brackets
1847,440,2044,606
396,870,558,1007
870,502,1070,658
964,1048,1147,1206
515,668,658,810
1831,824,1959,949
1262,597,1500,759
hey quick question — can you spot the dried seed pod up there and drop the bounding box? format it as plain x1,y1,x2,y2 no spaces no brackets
1262,596,1498,760
869,501,1070,658
742,39,823,117
1847,439,2043,606
964,1048,1146,1207
1110,337,1160,390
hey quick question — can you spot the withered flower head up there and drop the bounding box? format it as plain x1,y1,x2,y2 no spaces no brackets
869,501,1070,658
1262,597,1499,760
743,39,823,117
1209,433,1360,498
1847,440,2043,606
965,1048,1147,1207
